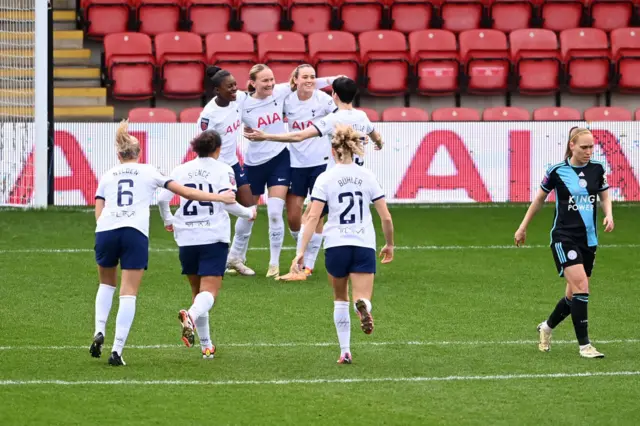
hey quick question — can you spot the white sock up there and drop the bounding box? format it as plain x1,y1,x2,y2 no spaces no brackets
304,233,323,270
267,197,285,266
354,298,372,315
229,216,255,262
289,228,299,243
334,301,351,355
112,295,136,356
195,312,212,350
94,283,116,336
541,321,553,333
296,224,305,252
188,291,214,322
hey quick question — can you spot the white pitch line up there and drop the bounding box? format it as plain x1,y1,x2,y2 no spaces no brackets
1,338,639,351
2,371,640,386
1,243,639,255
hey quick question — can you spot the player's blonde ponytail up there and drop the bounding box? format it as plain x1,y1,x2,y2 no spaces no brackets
115,119,141,161
565,127,591,159
331,125,364,162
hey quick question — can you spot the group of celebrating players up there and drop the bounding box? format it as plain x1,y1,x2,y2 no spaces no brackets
87,63,615,367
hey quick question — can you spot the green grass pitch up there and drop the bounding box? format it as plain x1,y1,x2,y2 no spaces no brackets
1,204,639,425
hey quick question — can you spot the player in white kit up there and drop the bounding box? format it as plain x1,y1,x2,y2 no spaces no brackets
90,120,236,366
157,130,257,359
300,125,394,364
244,77,384,281
235,64,340,278
283,64,336,277
198,66,256,277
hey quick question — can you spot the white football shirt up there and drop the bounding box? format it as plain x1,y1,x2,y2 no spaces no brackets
157,157,237,247
312,109,375,167
283,90,336,168
95,163,172,237
197,92,247,166
240,83,293,166
311,163,385,250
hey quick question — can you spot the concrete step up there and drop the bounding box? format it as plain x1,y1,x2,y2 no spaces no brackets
0,87,106,107
0,10,77,31
53,0,77,9
0,67,102,88
0,49,92,66
0,106,115,121
0,30,84,49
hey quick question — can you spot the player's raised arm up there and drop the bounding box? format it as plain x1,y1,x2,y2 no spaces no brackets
244,125,319,143
165,181,236,204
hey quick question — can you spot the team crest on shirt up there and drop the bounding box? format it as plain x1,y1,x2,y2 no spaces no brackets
228,172,236,186
200,118,209,131
579,179,587,188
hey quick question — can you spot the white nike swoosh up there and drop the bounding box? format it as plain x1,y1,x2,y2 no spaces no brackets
239,174,245,177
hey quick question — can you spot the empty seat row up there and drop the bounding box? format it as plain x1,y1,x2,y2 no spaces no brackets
104,27,640,100
81,0,640,38
128,105,640,123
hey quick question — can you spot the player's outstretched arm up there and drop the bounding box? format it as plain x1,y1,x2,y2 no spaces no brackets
166,181,236,204
315,75,344,90
243,125,319,143
369,130,384,150
514,188,548,246
373,198,394,263
224,203,257,221
95,198,105,221
599,189,614,232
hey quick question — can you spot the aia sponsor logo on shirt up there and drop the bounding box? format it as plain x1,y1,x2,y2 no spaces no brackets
225,120,241,135
291,120,314,130
256,113,282,128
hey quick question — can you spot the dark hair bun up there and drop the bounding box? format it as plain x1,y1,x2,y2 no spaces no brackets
206,66,222,79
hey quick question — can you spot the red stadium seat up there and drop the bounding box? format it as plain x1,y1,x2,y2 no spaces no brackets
308,32,360,82
533,106,582,120
155,32,206,99
103,33,156,100
80,0,131,39
482,106,530,121
133,0,182,36
584,106,632,121
409,29,460,95
238,0,285,35
440,0,484,33
459,29,510,94
540,0,584,32
510,29,561,95
382,107,430,121
184,0,234,35
611,28,640,93
357,107,380,121
205,32,258,87
289,0,333,35
431,107,481,121
338,0,385,34
389,0,434,34
129,107,178,123
180,107,204,122
359,30,410,95
560,28,611,94
590,0,634,32
635,108,640,120
489,0,534,33
257,32,307,83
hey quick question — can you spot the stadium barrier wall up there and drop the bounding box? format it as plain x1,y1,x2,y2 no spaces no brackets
3,122,640,206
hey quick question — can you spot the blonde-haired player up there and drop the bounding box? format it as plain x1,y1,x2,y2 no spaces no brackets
237,64,340,277
283,64,336,276
296,125,393,364
90,120,236,366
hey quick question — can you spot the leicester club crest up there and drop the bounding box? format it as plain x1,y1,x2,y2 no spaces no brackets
200,117,209,131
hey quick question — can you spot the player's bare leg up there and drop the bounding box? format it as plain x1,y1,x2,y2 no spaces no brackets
90,266,117,358
332,274,352,364
350,273,374,335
